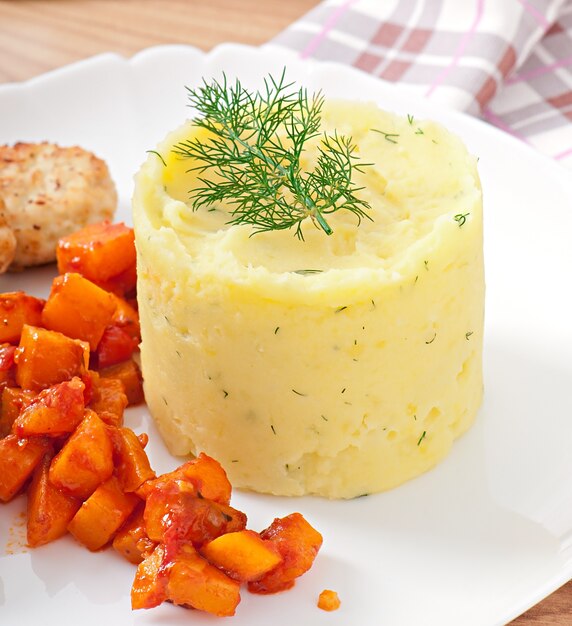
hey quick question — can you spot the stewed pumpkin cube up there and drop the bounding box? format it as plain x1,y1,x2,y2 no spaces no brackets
41,273,117,350
112,504,156,564
49,409,113,499
167,544,241,617
201,529,282,582
0,434,50,502
247,513,323,594
13,377,85,438
0,292,44,344
107,425,155,492
15,325,88,391
57,221,136,284
27,451,81,547
67,476,139,551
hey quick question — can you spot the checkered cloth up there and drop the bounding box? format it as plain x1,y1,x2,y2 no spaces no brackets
271,0,572,169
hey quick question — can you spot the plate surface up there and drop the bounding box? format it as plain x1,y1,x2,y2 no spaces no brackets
1,44,572,626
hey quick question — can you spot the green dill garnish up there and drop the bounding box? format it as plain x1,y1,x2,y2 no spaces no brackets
454,212,470,227
424,260,429,271
321,415,328,421
270,424,277,435
292,389,306,396
465,331,473,340
415,128,424,135
173,70,372,239
292,269,323,275
341,387,346,394
222,390,229,398
274,326,280,334
425,332,437,345
162,396,168,406
335,306,348,313
147,150,167,166
371,128,399,144
417,431,427,446
407,114,414,125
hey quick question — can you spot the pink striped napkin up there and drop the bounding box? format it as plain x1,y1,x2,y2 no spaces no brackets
271,0,572,169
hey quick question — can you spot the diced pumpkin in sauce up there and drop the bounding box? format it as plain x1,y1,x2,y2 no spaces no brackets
41,273,117,350
166,543,241,617
49,410,113,499
27,451,81,547
112,504,156,565
95,325,138,369
201,530,283,582
97,263,137,299
110,295,141,344
107,425,155,492
0,343,17,390
57,221,136,284
0,292,44,344
137,453,231,504
144,482,246,545
317,589,341,611
67,476,139,551
131,543,168,610
87,375,127,426
100,359,144,406
15,325,89,391
13,377,85,438
0,387,36,437
247,513,323,594
0,434,50,502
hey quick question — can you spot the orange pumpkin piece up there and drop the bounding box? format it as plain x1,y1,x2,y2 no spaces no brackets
14,325,89,391
112,504,157,565
137,453,232,505
131,543,169,610
27,451,81,547
166,543,241,617
41,273,117,350
97,263,137,299
0,343,17,390
13,377,85,438
100,359,144,406
0,387,36,437
67,475,139,551
0,292,44,344
0,434,50,502
57,221,136,284
95,325,139,369
144,480,246,545
110,295,141,344
317,589,341,611
107,426,155,492
87,374,127,426
201,530,283,582
49,409,114,499
247,513,323,594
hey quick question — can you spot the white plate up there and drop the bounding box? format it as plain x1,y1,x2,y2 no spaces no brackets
1,44,572,626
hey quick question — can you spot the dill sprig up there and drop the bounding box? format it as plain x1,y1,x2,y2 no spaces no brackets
172,70,372,239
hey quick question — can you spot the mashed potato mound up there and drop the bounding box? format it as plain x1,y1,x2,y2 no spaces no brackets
133,100,484,499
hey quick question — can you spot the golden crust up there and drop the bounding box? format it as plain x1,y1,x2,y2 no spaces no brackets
0,196,16,273
0,142,117,271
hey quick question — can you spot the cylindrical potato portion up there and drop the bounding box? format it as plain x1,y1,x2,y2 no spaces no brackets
133,100,484,498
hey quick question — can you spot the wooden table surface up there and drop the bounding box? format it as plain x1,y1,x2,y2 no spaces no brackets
0,1,570,623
